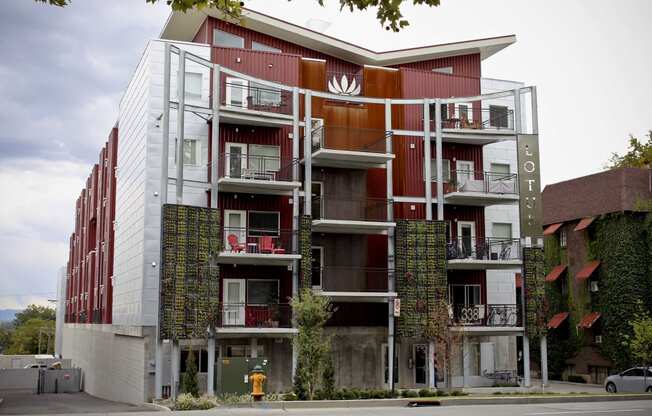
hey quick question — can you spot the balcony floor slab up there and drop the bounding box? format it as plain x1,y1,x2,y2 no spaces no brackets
316,290,397,303
451,326,524,336
444,192,519,206
219,105,294,127
214,327,298,338
309,149,394,169
447,259,522,270
217,178,301,196
217,252,301,266
312,219,395,235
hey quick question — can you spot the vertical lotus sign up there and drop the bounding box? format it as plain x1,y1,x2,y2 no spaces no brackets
328,74,361,96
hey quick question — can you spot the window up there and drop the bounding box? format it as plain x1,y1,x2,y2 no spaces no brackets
458,104,469,120
249,145,280,173
489,105,509,128
225,77,248,108
492,223,512,240
449,284,481,305
250,81,282,107
252,41,282,53
247,280,279,305
425,158,451,182
383,344,399,385
184,72,202,100
248,211,280,236
622,368,645,377
180,349,207,373
432,66,453,74
560,228,567,247
490,163,510,174
213,29,244,48
176,139,200,166
428,103,449,121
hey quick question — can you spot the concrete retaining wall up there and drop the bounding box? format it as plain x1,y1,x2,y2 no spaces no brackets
61,324,155,405
0,368,39,391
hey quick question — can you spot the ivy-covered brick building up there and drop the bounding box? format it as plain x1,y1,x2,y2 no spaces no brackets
542,167,652,384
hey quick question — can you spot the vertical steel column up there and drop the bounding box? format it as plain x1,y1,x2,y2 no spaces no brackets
210,65,221,209
514,88,522,135
523,334,531,387
175,50,186,204
303,91,312,216
171,341,180,400
530,86,538,135
434,100,444,221
291,87,300,381
462,335,470,388
385,99,395,391
207,336,216,396
154,41,172,401
540,336,548,387
423,100,433,220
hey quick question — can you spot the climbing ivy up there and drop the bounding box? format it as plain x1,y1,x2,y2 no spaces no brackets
299,215,313,289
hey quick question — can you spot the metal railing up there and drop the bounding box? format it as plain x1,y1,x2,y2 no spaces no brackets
326,71,363,96
430,107,515,131
219,302,292,328
221,227,297,254
449,304,522,327
446,238,521,261
314,267,391,292
311,126,391,154
219,152,297,182
447,170,518,195
222,80,292,115
310,195,392,222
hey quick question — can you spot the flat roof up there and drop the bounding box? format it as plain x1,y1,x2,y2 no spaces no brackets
160,8,516,66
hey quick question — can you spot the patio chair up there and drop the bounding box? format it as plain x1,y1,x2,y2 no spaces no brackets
259,236,286,254
227,234,246,253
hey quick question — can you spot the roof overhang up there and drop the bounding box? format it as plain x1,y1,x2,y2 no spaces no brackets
160,8,516,66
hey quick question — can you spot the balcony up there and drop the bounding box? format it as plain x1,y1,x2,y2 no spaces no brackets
446,238,521,270
216,303,296,337
431,105,516,145
217,228,301,266
444,170,519,206
311,196,395,235
449,304,522,330
313,267,395,303
309,126,394,169
219,80,294,126
217,153,300,195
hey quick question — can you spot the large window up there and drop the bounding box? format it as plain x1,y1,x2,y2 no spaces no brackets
489,105,509,128
425,158,451,182
249,144,280,173
449,284,481,305
490,163,510,174
428,103,449,121
560,228,567,247
213,29,244,48
248,211,279,236
492,223,513,240
252,41,282,53
250,81,282,107
247,280,279,305
175,139,200,166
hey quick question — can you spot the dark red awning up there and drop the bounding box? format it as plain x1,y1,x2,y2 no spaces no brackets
548,312,569,329
578,312,601,329
543,223,563,236
545,265,567,282
574,216,596,232
576,260,601,281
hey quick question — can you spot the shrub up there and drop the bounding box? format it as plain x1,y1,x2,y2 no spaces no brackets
282,392,298,401
418,388,437,397
216,393,251,405
435,390,449,397
450,390,467,396
401,389,418,398
174,394,217,410
181,350,199,397
567,375,587,384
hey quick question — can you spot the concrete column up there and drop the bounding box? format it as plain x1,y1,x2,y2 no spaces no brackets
434,99,444,221
540,335,548,387
385,99,395,391
175,50,186,204
171,341,180,399
303,91,312,216
523,334,531,387
423,100,432,220
251,338,258,358
428,341,435,389
462,336,470,388
207,337,216,396
513,88,521,135
154,341,163,399
210,64,221,208
291,87,300,382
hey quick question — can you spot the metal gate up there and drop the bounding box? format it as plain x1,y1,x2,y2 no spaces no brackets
37,369,81,394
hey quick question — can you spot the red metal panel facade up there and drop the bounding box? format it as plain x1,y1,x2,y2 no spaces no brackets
65,128,117,324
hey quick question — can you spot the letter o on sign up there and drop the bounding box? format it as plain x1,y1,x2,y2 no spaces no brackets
524,160,536,173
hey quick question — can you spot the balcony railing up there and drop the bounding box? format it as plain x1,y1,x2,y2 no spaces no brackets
219,152,297,182
222,80,292,115
446,238,521,261
447,170,518,195
222,227,297,255
219,303,292,328
311,195,391,222
428,106,515,131
314,267,391,292
311,126,391,154
326,71,363,96
449,304,522,327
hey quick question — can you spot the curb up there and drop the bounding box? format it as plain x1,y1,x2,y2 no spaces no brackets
143,402,172,412
227,394,652,410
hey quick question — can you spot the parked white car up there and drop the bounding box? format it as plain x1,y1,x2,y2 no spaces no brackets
605,367,652,393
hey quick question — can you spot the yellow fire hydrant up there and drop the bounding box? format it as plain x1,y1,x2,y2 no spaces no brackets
250,365,266,401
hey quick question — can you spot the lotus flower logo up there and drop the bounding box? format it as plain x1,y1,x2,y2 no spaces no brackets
328,74,361,96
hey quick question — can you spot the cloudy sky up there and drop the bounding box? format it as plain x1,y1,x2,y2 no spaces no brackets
0,0,650,309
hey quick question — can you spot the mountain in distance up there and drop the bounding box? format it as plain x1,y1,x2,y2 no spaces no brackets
0,309,21,323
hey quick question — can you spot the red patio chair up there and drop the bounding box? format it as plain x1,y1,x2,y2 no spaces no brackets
259,236,286,254
227,234,245,253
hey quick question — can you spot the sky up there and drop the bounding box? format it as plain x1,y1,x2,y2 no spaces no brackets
0,0,650,309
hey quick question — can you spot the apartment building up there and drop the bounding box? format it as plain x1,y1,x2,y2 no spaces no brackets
542,168,652,384
60,8,543,403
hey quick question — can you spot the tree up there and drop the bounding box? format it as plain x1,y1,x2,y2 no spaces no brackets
625,308,652,366
291,288,332,400
36,0,442,32
13,304,56,327
6,318,55,355
424,288,460,392
181,347,200,397
607,131,652,169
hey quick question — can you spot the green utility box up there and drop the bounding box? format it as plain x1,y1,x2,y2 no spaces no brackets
218,357,268,395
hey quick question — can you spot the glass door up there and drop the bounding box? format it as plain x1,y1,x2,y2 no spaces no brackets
225,143,247,179
414,344,428,385
456,160,474,190
224,210,247,251
311,247,323,288
223,279,245,326
457,221,476,258
311,182,323,220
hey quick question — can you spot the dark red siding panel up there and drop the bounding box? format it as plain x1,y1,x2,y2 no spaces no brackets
448,270,487,304
444,205,486,239
218,194,294,230
214,47,301,86
394,54,481,78
219,124,293,162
